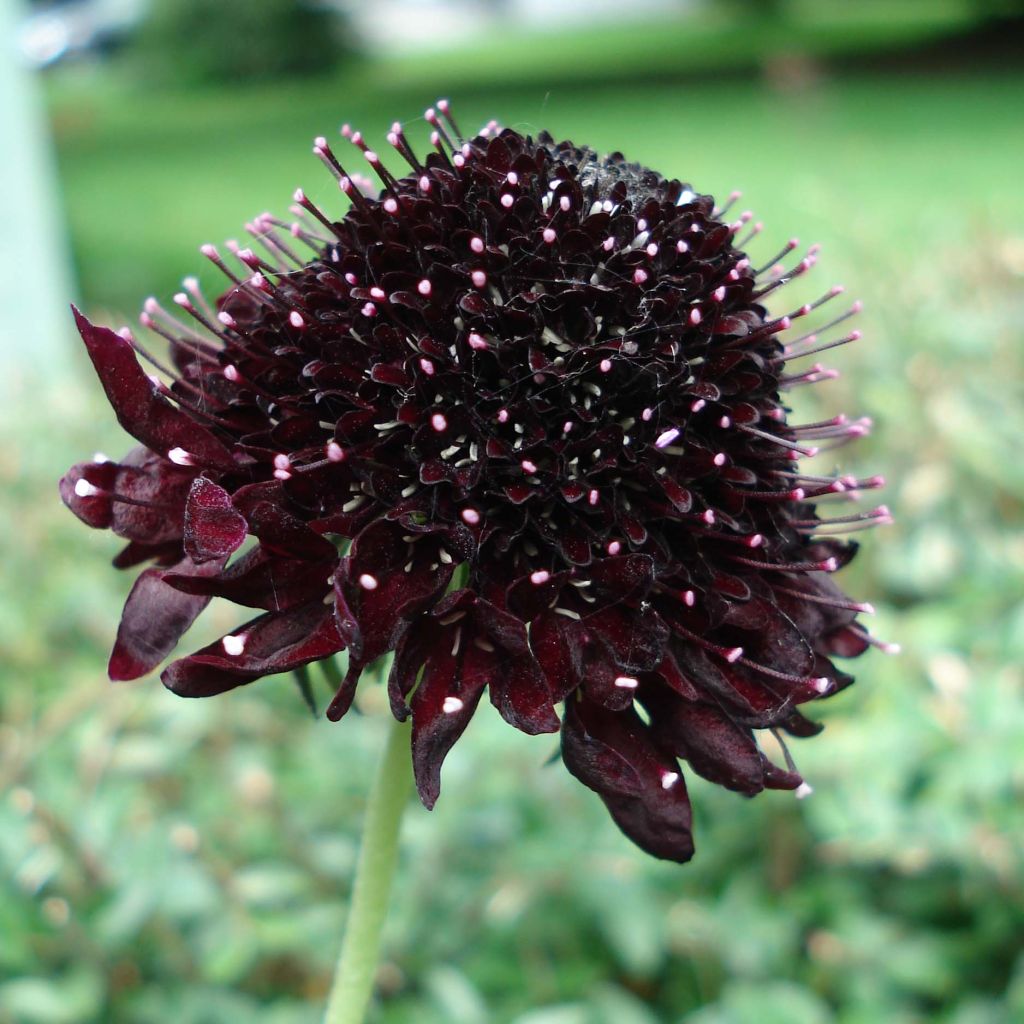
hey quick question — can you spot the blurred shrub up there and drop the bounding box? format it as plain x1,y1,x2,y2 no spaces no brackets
130,0,347,87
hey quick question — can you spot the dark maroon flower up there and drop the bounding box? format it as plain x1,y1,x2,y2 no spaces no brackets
61,103,893,862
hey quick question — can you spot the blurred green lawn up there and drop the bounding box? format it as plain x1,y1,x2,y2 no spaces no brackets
2,47,1024,1024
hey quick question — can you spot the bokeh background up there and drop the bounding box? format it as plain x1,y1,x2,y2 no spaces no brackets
3,1,1024,1021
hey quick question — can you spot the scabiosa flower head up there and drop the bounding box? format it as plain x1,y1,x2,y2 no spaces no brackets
61,103,892,862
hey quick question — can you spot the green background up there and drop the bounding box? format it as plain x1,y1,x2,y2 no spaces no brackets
2,2,1023,1021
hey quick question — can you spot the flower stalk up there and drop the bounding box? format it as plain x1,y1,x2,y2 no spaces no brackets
324,713,412,1024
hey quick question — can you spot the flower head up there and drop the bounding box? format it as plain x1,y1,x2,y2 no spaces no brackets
61,104,891,862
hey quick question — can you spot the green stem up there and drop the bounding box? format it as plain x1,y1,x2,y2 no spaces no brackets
323,715,412,1024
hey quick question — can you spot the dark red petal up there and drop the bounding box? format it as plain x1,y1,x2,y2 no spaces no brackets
62,447,194,546
562,698,694,863
164,546,331,611
587,554,656,605
652,652,701,701
59,459,118,528
161,600,346,697
528,609,584,703
72,307,234,469
109,555,227,681
586,603,669,674
649,694,767,796
247,501,337,562
338,521,454,667
409,644,487,809
112,540,183,569
475,602,558,734
824,625,872,658
505,568,572,621
183,477,248,563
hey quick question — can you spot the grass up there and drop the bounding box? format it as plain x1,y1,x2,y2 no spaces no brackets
2,43,1023,1024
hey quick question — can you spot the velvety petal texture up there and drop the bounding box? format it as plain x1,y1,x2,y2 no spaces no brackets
60,104,889,862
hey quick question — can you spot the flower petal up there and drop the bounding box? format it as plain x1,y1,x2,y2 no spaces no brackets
562,697,694,863
337,521,455,667
183,477,248,563
647,693,767,795
72,307,234,469
109,554,227,681
163,546,331,611
409,641,487,810
162,600,346,697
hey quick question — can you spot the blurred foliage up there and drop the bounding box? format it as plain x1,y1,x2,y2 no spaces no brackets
129,0,346,87
3,17,1024,1024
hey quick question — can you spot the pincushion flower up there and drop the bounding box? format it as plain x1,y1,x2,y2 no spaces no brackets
61,103,891,862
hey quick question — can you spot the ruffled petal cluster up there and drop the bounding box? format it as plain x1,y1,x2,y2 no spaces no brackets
61,105,890,861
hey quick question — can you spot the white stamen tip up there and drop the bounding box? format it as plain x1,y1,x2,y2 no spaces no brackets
74,478,100,498
811,677,831,694
661,771,680,790
167,447,193,466
633,268,648,285
599,358,612,373
222,634,246,656
326,441,345,462
471,270,487,288
795,782,814,799
289,311,304,328
461,508,481,525
607,540,621,555
543,228,557,244
417,279,432,296
530,570,550,585
521,460,538,474
442,696,464,714
468,332,488,350
359,573,379,591
724,646,744,663
655,427,680,449
431,413,448,432
614,675,639,689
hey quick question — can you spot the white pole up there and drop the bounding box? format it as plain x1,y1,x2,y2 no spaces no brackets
0,0,77,371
